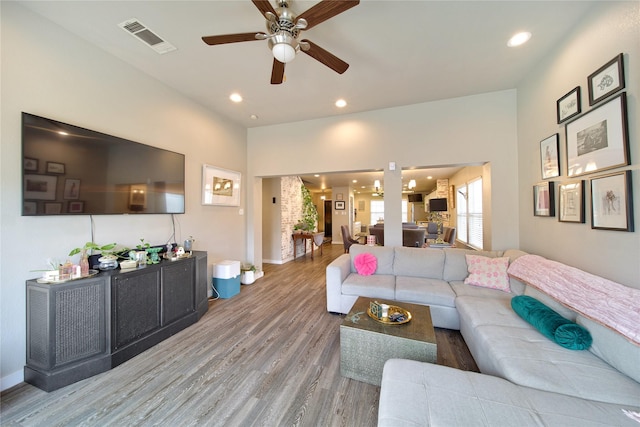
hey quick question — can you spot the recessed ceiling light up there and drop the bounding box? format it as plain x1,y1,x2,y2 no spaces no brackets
507,31,531,47
352,180,357,183
335,99,347,108
427,176,433,180
229,93,243,103
314,174,320,177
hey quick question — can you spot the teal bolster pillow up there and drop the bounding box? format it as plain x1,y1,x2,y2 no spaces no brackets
555,323,593,350
511,295,592,350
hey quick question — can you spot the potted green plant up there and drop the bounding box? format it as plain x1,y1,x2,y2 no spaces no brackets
300,184,318,233
241,264,257,285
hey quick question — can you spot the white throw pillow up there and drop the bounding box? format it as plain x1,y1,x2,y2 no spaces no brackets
464,254,511,292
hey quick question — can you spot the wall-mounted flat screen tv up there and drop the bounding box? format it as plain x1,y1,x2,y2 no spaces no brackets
429,197,448,212
22,113,185,216
408,193,423,203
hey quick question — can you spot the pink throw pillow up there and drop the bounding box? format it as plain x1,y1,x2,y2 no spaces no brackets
464,254,511,292
354,253,377,276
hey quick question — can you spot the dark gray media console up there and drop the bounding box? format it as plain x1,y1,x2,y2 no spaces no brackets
25,251,208,392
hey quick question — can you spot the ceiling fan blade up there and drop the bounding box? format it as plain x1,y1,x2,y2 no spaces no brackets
296,0,360,30
300,39,349,74
202,32,262,45
252,0,277,19
271,59,285,84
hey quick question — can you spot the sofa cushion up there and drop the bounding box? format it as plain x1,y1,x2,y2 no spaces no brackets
349,245,394,275
464,254,511,292
395,276,456,308
578,315,640,384
450,281,514,300
470,324,640,406
354,252,377,276
525,286,577,321
503,249,528,295
456,295,530,330
393,247,444,279
379,359,640,427
342,273,395,300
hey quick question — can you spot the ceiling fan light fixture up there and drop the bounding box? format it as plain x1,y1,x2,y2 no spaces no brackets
272,42,296,63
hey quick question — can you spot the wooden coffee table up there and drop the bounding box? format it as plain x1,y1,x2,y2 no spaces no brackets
340,297,437,386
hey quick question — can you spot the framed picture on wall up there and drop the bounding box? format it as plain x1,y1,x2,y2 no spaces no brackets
557,86,581,124
566,93,629,177
540,133,560,179
590,171,633,231
533,181,555,217
588,53,624,106
335,200,345,210
201,164,241,206
558,180,584,223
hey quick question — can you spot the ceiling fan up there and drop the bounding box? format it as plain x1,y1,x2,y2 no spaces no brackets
202,0,359,84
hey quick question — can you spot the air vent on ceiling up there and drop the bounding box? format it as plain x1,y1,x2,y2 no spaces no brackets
118,18,176,54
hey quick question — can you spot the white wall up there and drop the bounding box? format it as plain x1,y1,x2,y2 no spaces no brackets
516,1,640,287
247,89,520,263
0,3,247,389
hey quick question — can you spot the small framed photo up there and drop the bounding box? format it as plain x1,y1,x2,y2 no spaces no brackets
557,86,581,124
335,200,345,210
46,161,65,174
44,202,62,214
336,193,344,200
558,180,584,223
566,93,629,177
590,171,633,231
24,174,57,200
540,133,560,179
202,164,241,206
63,179,80,199
588,53,624,106
24,157,39,172
533,181,555,217
68,201,84,213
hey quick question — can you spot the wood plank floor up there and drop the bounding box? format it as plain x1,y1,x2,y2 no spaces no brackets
1,243,478,426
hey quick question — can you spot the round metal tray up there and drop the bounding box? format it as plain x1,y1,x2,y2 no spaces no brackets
366,305,412,325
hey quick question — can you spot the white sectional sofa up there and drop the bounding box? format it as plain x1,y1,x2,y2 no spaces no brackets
325,245,640,426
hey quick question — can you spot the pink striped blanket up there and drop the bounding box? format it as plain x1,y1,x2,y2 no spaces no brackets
507,254,640,346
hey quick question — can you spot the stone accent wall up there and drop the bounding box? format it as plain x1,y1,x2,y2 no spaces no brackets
280,176,304,260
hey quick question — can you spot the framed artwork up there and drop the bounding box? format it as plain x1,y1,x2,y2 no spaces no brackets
63,179,80,199
558,180,584,223
68,201,84,213
202,164,241,206
24,158,38,172
565,93,628,177
590,171,633,231
557,86,581,124
448,185,456,209
46,161,65,174
336,193,343,200
533,181,555,217
335,200,345,210
23,201,37,215
44,202,62,214
358,200,365,211
540,133,560,179
24,174,57,200
588,53,624,106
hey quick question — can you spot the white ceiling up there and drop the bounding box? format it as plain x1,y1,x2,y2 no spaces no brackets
17,0,596,192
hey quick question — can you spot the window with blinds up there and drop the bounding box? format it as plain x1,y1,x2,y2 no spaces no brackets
456,177,483,249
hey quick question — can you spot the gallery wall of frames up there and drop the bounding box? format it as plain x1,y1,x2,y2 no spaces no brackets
534,53,633,232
